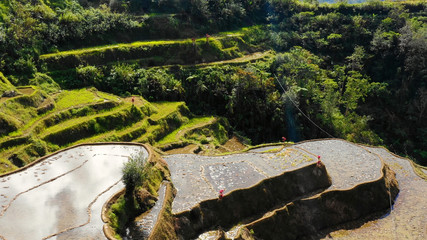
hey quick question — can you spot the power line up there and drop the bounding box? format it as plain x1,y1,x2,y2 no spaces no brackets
273,74,335,138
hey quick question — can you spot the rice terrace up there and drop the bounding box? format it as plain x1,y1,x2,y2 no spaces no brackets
0,0,426,239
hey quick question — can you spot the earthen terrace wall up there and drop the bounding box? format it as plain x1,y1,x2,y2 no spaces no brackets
237,163,399,240
175,163,332,239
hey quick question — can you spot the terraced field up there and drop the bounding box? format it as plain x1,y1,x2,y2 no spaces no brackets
0,144,147,240
40,34,254,71
0,86,230,174
0,30,274,175
2,21,425,240
161,139,426,240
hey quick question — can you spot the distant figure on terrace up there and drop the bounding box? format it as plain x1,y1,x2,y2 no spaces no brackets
218,189,224,200
317,155,323,167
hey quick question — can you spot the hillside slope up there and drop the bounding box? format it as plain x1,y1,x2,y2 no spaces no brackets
0,84,228,174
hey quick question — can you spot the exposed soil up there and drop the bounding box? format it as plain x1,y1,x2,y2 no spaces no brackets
165,144,200,154
221,136,246,152
17,87,35,96
316,146,427,240
191,140,426,240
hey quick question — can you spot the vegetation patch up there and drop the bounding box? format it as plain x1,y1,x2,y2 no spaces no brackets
0,112,21,137
107,147,171,238
40,36,251,71
0,72,15,95
54,88,116,110
157,116,215,146
42,105,143,146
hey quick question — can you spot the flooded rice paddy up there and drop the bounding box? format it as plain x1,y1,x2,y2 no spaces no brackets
165,139,382,215
0,144,146,240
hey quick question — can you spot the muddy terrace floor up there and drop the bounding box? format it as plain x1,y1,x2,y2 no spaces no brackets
0,140,425,239
164,139,427,239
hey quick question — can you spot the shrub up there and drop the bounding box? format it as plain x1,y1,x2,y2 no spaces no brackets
29,73,60,94
0,112,20,136
76,65,104,88
122,151,148,195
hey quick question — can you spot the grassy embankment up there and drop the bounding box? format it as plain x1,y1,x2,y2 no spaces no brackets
40,35,253,71
1,26,271,174
0,86,231,173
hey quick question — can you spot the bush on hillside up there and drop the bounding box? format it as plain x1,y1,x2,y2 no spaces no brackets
76,65,104,89
0,112,20,136
29,73,60,94
122,151,148,195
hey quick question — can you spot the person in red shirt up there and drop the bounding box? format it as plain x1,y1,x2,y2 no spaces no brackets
218,189,224,199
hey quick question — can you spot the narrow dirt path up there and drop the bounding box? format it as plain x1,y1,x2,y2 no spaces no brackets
127,182,168,239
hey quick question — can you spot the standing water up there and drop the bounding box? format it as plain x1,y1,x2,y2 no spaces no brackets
0,144,147,240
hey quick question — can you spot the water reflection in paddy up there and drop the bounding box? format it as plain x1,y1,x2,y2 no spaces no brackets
0,144,147,240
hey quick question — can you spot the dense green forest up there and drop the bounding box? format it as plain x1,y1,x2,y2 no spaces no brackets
0,0,426,165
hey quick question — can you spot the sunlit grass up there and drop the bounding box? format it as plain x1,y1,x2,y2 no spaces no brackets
41,38,199,59
39,34,238,60
41,103,130,137
75,118,149,144
158,116,215,145
55,88,107,110
150,102,185,121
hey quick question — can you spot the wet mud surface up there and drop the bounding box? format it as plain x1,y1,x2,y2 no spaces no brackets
0,144,146,240
1,140,425,240
321,146,427,240
164,139,382,214
193,141,426,240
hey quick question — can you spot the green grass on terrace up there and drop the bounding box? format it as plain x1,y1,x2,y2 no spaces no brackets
135,124,161,142
40,38,196,59
40,103,130,137
4,88,119,138
150,102,185,121
74,117,150,144
158,116,215,145
39,30,245,59
55,88,117,110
